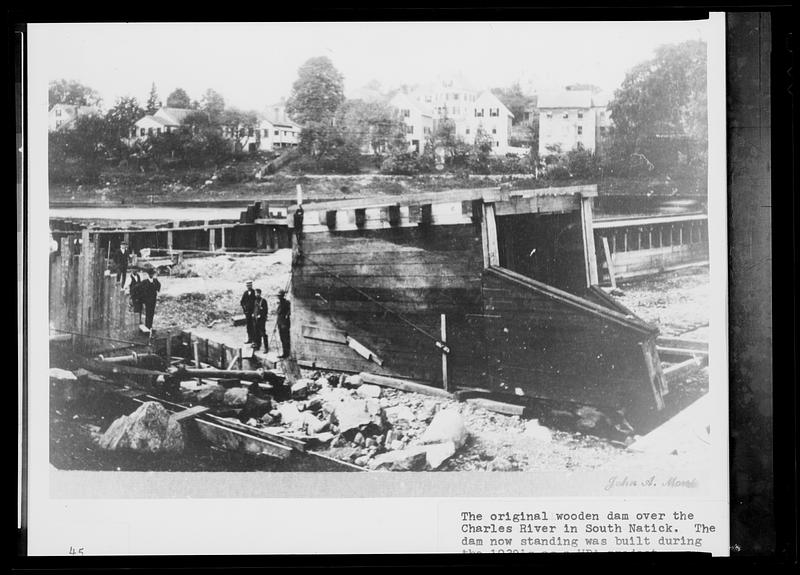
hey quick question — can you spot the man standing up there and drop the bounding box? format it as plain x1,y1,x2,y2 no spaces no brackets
252,289,269,351
113,241,131,289
240,280,256,344
276,288,291,358
128,267,144,325
138,266,161,331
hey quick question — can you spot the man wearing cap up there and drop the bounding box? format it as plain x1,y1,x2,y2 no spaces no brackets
113,241,131,289
138,266,161,331
276,288,291,358
240,280,257,344
251,289,269,351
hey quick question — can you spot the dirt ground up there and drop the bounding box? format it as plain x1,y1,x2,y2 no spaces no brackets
140,256,711,472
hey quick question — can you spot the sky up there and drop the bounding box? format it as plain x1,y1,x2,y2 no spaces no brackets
31,20,709,112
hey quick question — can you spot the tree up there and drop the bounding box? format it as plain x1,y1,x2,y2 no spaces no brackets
286,56,345,125
49,79,101,108
200,89,226,123
336,99,405,155
145,82,161,115
606,40,707,180
166,88,192,108
491,82,535,126
105,96,144,139
219,107,260,152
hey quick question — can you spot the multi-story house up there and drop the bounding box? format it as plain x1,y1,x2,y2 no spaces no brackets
48,103,101,132
469,91,515,154
537,90,610,157
388,92,434,154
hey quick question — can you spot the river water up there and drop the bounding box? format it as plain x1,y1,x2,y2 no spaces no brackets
49,206,248,222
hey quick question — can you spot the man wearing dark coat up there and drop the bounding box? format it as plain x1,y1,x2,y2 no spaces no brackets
113,241,131,288
276,289,291,358
251,289,269,351
138,267,161,330
240,280,256,344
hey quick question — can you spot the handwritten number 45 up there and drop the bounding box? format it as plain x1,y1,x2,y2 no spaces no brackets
68,546,85,556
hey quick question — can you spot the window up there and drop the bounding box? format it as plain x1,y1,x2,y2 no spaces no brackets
599,126,607,135
475,108,484,117
546,112,553,118
495,141,499,147
140,128,146,137
55,109,62,117
562,113,569,119
490,108,499,117
492,128,497,134
454,93,459,100
466,128,470,135
55,120,61,128
248,128,254,137
577,112,584,119
577,126,583,135
156,127,161,135
147,128,153,136
402,109,410,118
274,130,279,136
264,129,269,137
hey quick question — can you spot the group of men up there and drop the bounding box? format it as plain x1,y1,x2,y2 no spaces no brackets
240,281,291,358
110,242,291,356
112,241,160,330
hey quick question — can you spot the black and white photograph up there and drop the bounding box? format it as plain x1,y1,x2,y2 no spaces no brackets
24,17,732,556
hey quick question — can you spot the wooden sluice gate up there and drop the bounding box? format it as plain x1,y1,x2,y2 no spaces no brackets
287,185,683,429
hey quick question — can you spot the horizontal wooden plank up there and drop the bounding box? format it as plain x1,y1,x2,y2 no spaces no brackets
466,398,525,416
301,324,348,345
359,372,453,398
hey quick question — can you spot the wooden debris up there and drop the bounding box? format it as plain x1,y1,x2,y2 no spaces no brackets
465,397,525,416
359,372,453,399
170,405,210,422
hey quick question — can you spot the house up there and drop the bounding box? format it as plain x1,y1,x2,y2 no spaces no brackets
403,75,515,155
131,107,198,140
388,92,434,154
537,90,610,157
228,114,302,153
48,103,101,132
469,91,515,154
288,184,666,429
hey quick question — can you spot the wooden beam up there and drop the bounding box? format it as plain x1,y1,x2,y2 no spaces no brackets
359,372,453,399
484,203,499,266
601,236,617,289
465,397,525,416
170,405,210,422
580,194,599,286
440,313,449,392
346,336,384,367
640,338,667,408
663,355,708,383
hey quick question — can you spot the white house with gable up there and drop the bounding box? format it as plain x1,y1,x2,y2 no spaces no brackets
389,92,434,154
537,90,611,157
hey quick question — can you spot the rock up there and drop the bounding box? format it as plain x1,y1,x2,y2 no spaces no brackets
240,394,272,420
196,384,226,406
385,405,416,423
353,432,366,446
98,401,184,453
420,408,468,449
343,374,363,388
259,413,276,426
49,368,77,380
390,440,405,451
331,398,372,434
291,379,314,399
417,401,437,422
489,457,515,472
524,419,553,443
300,412,329,435
425,441,456,470
327,374,340,386
305,398,323,413
276,402,301,426
354,455,370,467
356,384,382,398
308,431,335,444
370,446,428,471
246,418,258,427
223,386,249,407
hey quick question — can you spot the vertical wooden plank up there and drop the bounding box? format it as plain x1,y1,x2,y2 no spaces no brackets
193,339,201,367
440,314,449,392
640,338,666,410
580,195,599,286
483,203,499,267
220,227,226,252
601,236,617,290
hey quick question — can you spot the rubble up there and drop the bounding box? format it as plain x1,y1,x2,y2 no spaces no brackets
420,408,468,449
356,384,382,399
223,387,248,407
98,401,184,453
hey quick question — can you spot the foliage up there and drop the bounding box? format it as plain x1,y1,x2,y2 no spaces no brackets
145,83,161,115
286,56,345,125
105,96,144,140
606,39,707,180
48,79,101,108
335,99,406,155
490,82,535,125
166,88,192,108
467,127,495,174
200,89,226,123
541,144,600,179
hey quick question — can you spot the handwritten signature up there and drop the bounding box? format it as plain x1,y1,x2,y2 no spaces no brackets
604,475,698,491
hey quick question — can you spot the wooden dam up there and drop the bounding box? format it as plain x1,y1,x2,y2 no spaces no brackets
288,185,671,426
